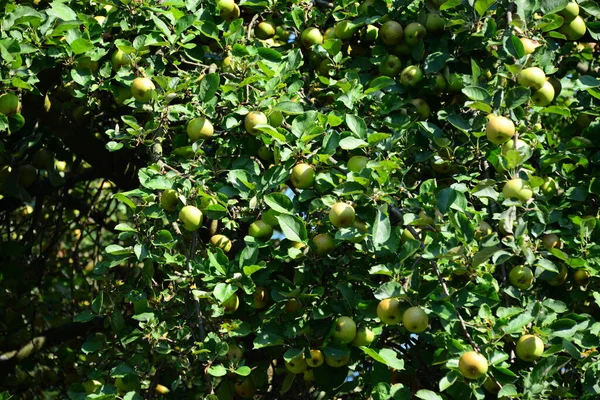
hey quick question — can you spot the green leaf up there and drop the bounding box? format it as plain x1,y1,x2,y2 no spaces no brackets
234,366,252,376
213,283,237,304
274,101,303,115
440,0,462,10
372,208,391,245
70,38,94,55
579,75,600,89
339,136,368,150
541,0,569,14
257,47,282,62
276,214,307,242
48,2,77,20
346,114,367,138
253,331,285,348
264,192,294,214
462,86,491,102
424,52,451,74
436,188,467,213
207,365,227,377
505,87,531,108
198,73,219,102
415,389,443,400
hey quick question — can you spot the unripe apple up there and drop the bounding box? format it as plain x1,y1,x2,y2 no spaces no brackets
559,1,579,21
244,111,268,135
548,263,568,286
515,334,544,361
458,352,488,379
333,316,357,344
433,73,447,92
32,148,54,170
483,377,500,393
560,16,586,40
268,110,283,127
509,266,534,289
179,205,203,231
306,349,324,367
363,25,379,42
377,298,404,325
291,163,315,189
160,189,178,211
475,221,493,240
531,80,555,106
111,50,131,71
0,165,12,183
216,0,235,12
252,286,269,308
285,298,302,312
400,65,423,87
301,27,323,47
380,21,403,45
76,56,98,72
334,20,358,40
82,380,103,394
114,86,132,106
220,3,240,21
379,54,402,77
313,233,334,255
318,59,334,76
503,178,533,202
410,98,430,120
115,375,140,394
540,177,559,197
248,219,273,240
347,155,368,172
329,202,355,228
518,67,546,89
286,354,308,374
520,38,539,55
257,145,274,161
234,378,256,398
358,0,375,15
210,234,232,253
352,326,375,346
573,270,590,286
324,27,337,40
425,13,445,33
255,21,276,40
402,306,428,333
155,384,170,394
325,354,351,368
404,22,426,45
501,138,528,155
446,73,464,92
18,164,37,187
303,369,315,381
131,77,155,103
0,93,20,115
486,116,515,144
222,293,239,314
542,233,561,250
187,117,214,141
227,343,243,361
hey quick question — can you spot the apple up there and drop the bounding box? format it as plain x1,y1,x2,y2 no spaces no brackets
501,138,528,155
542,233,561,249
286,354,308,374
404,22,426,45
76,56,98,72
82,379,103,394
248,220,273,240
358,0,375,15
363,25,379,42
187,117,214,141
352,326,375,346
227,343,243,361
178,205,203,231
32,148,54,170
377,298,404,325
347,155,368,172
210,234,232,253
324,27,337,40
446,73,464,92
252,286,269,308
222,293,239,314
220,3,240,21
291,163,315,189
402,306,428,333
313,233,334,255
329,202,355,228
114,86,132,106
115,375,140,393
531,80,555,106
379,54,402,77
548,263,568,286
160,189,178,211
475,221,493,240
573,270,590,286
301,27,324,47
334,20,357,40
486,115,515,144
410,99,431,120
268,110,283,127
517,67,546,89
503,178,533,202
394,42,411,56
131,77,155,103
318,59,334,76
0,165,12,183
541,177,559,197
306,349,324,367
515,334,544,361
559,1,579,21
18,164,37,187
509,266,534,289
333,316,357,344
0,93,20,115
325,354,351,368
285,298,302,312
433,73,447,92
425,13,445,33
483,377,500,393
244,111,268,135
255,21,276,40
111,50,131,71
380,21,403,45
520,38,539,55
458,351,488,379
234,378,256,398
216,0,235,12
400,65,423,87
257,145,274,161
560,16,586,40
303,369,315,382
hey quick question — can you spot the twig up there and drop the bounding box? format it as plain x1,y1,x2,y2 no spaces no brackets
247,14,260,41
186,232,205,341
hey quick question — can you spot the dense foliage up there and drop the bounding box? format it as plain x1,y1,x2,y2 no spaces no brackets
1,0,600,399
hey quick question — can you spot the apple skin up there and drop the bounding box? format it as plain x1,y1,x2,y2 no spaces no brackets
518,67,546,90
114,86,133,106
329,202,356,228
220,3,240,21
306,349,324,367
216,0,235,12
560,16,586,40
268,110,283,127
520,38,539,55
400,65,423,87
541,177,559,197
379,54,402,77
222,293,240,314
352,326,375,346
244,111,268,135
404,22,426,45
234,378,256,398
325,354,351,368
333,316,357,344
433,73,447,92
503,178,533,202
210,234,232,253
187,117,214,141
475,221,493,240
32,148,54,170
111,50,131,71
531,81,555,106
286,354,308,374
334,20,357,40
303,369,315,381
313,233,334,255
509,266,534,289
255,21,276,40
483,377,500,393
458,351,488,379
131,77,155,103
358,0,375,15
501,138,528,155
542,233,561,249
363,24,379,42
377,298,404,325
160,189,178,211
285,298,302,312
179,205,203,231
18,164,37,187
425,13,445,33
380,21,403,45
410,99,431,120
560,1,579,21
573,270,590,286
402,306,428,333
115,375,140,394
0,93,20,115
252,286,269,308
515,335,544,361
548,263,568,286
486,115,515,144
291,163,315,189
301,27,324,47
248,220,273,240
347,156,368,172
227,343,243,361
446,73,464,92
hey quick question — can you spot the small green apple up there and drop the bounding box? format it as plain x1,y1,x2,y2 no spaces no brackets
503,178,533,202
518,67,546,89
115,375,140,394
446,73,464,92
334,20,358,40
347,155,369,172
18,164,37,187
573,270,590,286
486,115,515,144
179,205,203,231
114,86,133,106
285,298,302,312
560,15,586,40
285,354,308,374
227,343,243,361
380,21,403,45
559,1,579,21
255,21,276,40
501,138,528,155
291,163,315,189
363,25,379,42
351,326,375,346
548,263,568,286
187,117,214,141
515,334,544,361
216,0,235,12
0,93,20,115
306,349,324,367
301,27,324,47
509,266,534,289
404,22,426,45
222,293,240,314
257,145,274,161
244,111,268,135
540,177,559,197
268,110,283,127
220,3,240,21
312,233,334,255
325,354,350,368
410,98,430,120
210,234,232,253
377,298,404,325
531,80,555,106
32,148,54,170
333,316,357,344
329,202,355,228
379,54,402,77
402,306,428,333
131,77,155,103
520,38,539,55
400,65,424,87
252,286,269,309
160,189,178,211
234,378,256,399
425,13,445,33
433,73,447,92
76,56,98,72
458,352,488,379
111,50,132,71
248,220,273,240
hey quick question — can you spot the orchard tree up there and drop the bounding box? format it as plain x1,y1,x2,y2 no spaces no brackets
1,0,600,399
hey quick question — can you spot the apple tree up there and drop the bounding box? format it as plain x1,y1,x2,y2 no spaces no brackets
1,0,600,399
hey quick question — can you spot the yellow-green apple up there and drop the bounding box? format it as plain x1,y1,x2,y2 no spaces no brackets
248,220,273,240
227,343,243,361
509,266,534,289
255,21,276,40
216,0,235,12
306,349,324,367
446,73,464,91
458,351,488,379
82,380,103,394
333,316,357,344
402,306,428,333
486,115,515,144
334,20,358,40
160,189,178,211
286,354,308,374
379,54,402,77
377,298,404,325
541,177,558,196
252,286,269,308
329,202,355,228
131,77,155,103
179,205,203,231
380,21,403,45
244,111,268,135
234,378,256,398
303,369,315,381
475,221,493,240
268,110,283,127
285,298,302,312
531,81,554,106
114,86,132,106
32,148,54,170
313,233,334,255
291,163,315,189
301,27,323,47
352,326,375,346
348,155,368,172
483,377,500,393
515,334,544,361
222,293,239,314
518,67,546,89
187,117,214,140
548,263,568,286
76,56,98,72
404,22,426,45
573,270,590,286
400,65,423,87
425,13,445,33
0,93,20,115
410,99,431,120
111,50,131,71
520,38,539,55
220,3,240,21
559,1,579,21
363,25,378,42
433,73,447,92
325,354,350,368
358,0,375,15
542,233,561,249
560,16,586,40
503,178,533,202
501,138,528,155
324,27,337,40
210,234,232,253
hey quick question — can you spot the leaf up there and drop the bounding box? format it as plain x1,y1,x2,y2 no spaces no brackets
579,75,600,89
257,47,282,62
373,281,404,300
70,38,94,55
462,86,491,102
339,136,368,150
415,390,443,400
207,365,227,377
48,2,77,20
372,208,391,245
504,34,525,59
198,73,219,102
264,192,294,214
213,283,236,304
253,331,285,348
276,214,307,242
498,384,519,396
505,87,531,108
424,52,451,74
346,114,367,138
436,188,467,213
503,313,535,334
274,101,303,115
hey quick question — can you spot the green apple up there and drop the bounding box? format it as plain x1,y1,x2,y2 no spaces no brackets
160,189,178,211
220,3,240,21
0,93,20,115
560,16,586,40
402,306,428,333
82,379,103,394
178,205,203,231
410,98,430,120
531,80,554,106
285,298,302,312
303,369,315,381
394,42,411,56
425,13,445,33
548,77,562,98
433,73,447,92
515,334,544,361
486,115,515,144
244,111,268,135
503,178,533,202
306,349,324,367
548,263,568,286
114,86,132,106
334,20,357,40
509,266,534,289
313,233,334,255
404,22,426,45
115,375,140,394
324,27,337,40
540,177,559,197
400,65,423,87
333,316,357,344
187,117,214,141
255,21,276,40
18,164,37,187
257,145,274,161
352,326,375,346
358,0,375,15
0,165,12,183
268,110,283,127
559,1,579,21
446,73,464,92
380,21,403,45
363,24,379,42
131,77,155,103
210,234,232,253
483,377,500,393
291,163,315,189
518,67,546,89
501,138,528,155
377,298,404,325
32,148,54,170
252,286,269,309
222,293,239,314
325,354,350,368
76,56,98,72
286,354,308,374
234,378,256,398
248,219,273,240
227,343,243,361
111,50,131,71
216,0,235,12
329,202,355,228
573,270,590,286
475,221,493,240
379,54,402,77
318,59,334,76
458,352,488,379
301,27,324,47
262,208,280,226
347,155,368,172
575,113,594,130
520,38,539,55
199,196,218,210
